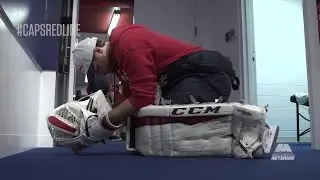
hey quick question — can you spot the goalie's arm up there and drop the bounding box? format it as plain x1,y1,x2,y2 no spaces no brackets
107,99,137,125
105,46,157,124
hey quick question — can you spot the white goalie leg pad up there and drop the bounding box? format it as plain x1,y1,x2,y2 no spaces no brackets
47,90,122,149
232,123,279,159
231,103,279,158
135,102,265,119
231,103,265,158
134,101,278,158
135,102,235,118
232,118,264,158
137,119,233,157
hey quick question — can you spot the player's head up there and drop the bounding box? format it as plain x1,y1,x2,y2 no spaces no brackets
76,90,81,96
73,37,113,76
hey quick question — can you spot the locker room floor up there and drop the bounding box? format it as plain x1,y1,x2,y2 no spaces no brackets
0,141,319,180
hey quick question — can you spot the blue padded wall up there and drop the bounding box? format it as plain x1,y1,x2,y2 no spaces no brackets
0,0,62,70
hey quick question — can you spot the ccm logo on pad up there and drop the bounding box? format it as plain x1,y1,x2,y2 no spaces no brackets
171,106,221,115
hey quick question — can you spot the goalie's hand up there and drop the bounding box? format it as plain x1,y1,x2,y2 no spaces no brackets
47,90,120,153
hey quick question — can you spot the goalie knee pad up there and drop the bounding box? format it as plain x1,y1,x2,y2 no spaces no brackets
47,90,122,150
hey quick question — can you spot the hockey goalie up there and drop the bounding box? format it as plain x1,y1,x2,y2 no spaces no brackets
47,90,279,159
48,25,279,158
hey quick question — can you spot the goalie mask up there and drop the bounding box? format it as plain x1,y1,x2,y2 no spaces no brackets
47,90,121,151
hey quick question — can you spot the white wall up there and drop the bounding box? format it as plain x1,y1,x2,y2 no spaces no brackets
134,0,196,44
37,71,56,147
0,14,57,157
253,0,308,138
0,18,41,157
303,0,320,149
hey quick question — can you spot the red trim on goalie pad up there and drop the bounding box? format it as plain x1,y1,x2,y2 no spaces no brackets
48,116,77,133
132,115,228,128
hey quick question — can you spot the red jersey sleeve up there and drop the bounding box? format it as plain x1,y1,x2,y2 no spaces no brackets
121,47,157,110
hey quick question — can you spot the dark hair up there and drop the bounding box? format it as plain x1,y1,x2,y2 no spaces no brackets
95,34,110,47
96,39,105,47
88,39,104,76
86,39,107,94
86,39,104,79
76,90,81,96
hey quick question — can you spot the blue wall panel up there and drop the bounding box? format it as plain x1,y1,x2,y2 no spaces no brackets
0,0,62,70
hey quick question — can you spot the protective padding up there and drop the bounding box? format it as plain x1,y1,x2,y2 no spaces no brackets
127,102,268,158
47,90,117,150
47,101,97,149
133,116,234,157
135,102,266,120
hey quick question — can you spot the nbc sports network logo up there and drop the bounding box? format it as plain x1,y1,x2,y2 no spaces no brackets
271,144,295,160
